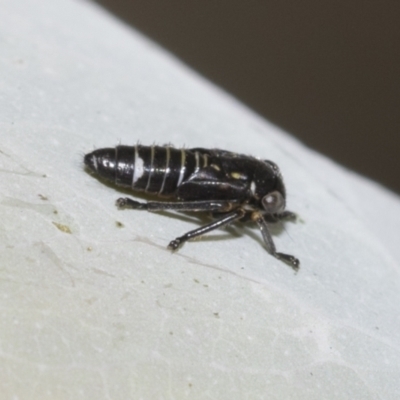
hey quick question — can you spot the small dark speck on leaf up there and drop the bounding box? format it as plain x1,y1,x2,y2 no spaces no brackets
115,221,124,228
38,194,48,201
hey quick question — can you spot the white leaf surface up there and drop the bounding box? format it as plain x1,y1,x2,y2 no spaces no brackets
1,0,399,399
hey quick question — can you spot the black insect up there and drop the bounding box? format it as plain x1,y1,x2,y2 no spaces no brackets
84,144,299,270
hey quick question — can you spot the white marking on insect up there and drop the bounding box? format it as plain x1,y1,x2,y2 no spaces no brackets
194,151,200,173
91,155,98,171
159,146,170,194
177,149,186,187
250,181,256,195
132,145,145,185
145,145,155,192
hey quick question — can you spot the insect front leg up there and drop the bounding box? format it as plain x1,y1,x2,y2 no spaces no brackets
168,208,246,250
263,210,297,223
251,211,300,271
116,198,236,212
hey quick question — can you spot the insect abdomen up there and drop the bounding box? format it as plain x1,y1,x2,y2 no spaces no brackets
84,145,199,196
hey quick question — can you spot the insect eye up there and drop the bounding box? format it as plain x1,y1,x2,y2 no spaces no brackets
262,191,285,214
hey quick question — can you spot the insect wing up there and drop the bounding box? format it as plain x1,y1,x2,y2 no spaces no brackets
189,148,241,159
177,166,248,201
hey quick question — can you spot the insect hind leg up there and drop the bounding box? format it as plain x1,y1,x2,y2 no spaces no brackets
116,197,235,212
168,208,246,250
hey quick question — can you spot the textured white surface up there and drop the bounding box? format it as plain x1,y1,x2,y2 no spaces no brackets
1,0,400,399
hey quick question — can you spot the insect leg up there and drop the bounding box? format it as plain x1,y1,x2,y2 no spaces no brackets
263,211,297,223
116,198,235,212
168,208,246,250
251,212,300,271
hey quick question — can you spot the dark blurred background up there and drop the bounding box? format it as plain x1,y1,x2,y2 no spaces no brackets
94,0,400,194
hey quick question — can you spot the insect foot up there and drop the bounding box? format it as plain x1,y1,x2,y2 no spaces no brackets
276,253,300,272
168,239,182,251
116,198,147,210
